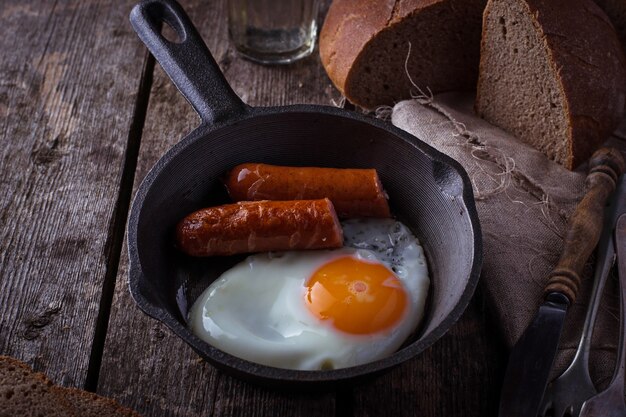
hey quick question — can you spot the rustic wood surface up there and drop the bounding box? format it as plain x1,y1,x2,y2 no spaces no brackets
0,0,145,388
1,0,506,415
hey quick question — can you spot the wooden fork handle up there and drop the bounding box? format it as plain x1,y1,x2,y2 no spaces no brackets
544,148,625,304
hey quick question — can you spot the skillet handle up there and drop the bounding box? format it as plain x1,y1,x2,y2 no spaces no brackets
130,0,249,124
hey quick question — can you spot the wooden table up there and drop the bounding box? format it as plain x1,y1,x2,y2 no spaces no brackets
0,0,506,415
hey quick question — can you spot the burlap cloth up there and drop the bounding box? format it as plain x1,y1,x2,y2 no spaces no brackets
391,92,625,385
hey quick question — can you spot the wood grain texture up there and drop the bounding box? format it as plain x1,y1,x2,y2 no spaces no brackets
0,0,145,388
352,293,505,417
97,0,339,416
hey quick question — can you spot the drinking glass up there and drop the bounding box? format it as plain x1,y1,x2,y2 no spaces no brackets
228,0,320,64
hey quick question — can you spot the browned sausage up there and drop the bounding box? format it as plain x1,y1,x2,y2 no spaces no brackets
176,199,344,256
223,164,391,218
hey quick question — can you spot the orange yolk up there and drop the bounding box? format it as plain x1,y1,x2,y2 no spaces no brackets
304,256,408,335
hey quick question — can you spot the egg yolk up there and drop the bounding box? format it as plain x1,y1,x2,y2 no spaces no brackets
304,256,408,335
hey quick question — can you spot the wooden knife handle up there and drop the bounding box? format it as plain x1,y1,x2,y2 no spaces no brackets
544,148,625,303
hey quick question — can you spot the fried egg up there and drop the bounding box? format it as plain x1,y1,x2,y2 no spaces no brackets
188,218,429,370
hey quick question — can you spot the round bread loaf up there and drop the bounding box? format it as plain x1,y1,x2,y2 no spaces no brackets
319,0,488,109
476,0,626,169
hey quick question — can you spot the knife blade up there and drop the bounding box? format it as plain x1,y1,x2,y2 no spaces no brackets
498,148,625,417
499,292,569,417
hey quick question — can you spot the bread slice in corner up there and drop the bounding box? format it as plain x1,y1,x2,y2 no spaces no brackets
476,0,626,169
57,387,143,417
0,356,77,417
0,356,143,417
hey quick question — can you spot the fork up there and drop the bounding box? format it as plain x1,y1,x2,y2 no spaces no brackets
539,200,620,417
577,214,626,417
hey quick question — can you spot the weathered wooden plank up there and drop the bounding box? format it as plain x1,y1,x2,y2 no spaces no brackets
352,291,506,417
0,0,146,388
97,1,340,415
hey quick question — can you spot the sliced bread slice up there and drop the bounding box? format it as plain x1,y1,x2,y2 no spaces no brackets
319,0,487,109
476,0,626,169
0,356,77,417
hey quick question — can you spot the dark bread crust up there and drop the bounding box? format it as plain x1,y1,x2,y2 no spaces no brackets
476,0,626,169
58,387,143,417
594,0,626,54
320,0,400,97
0,356,143,417
319,0,487,109
0,356,78,417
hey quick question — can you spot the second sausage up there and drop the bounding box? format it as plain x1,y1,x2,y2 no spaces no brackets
224,163,391,218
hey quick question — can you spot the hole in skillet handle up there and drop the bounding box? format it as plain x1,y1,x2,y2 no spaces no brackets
143,0,186,43
161,21,183,43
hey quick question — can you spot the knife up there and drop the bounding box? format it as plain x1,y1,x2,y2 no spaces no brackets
498,148,625,417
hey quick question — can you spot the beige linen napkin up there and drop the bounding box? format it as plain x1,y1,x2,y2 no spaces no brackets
392,92,624,385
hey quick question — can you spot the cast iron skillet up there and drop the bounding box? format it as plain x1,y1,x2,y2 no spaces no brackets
128,0,482,389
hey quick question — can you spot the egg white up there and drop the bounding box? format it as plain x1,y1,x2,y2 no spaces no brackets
188,219,430,371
